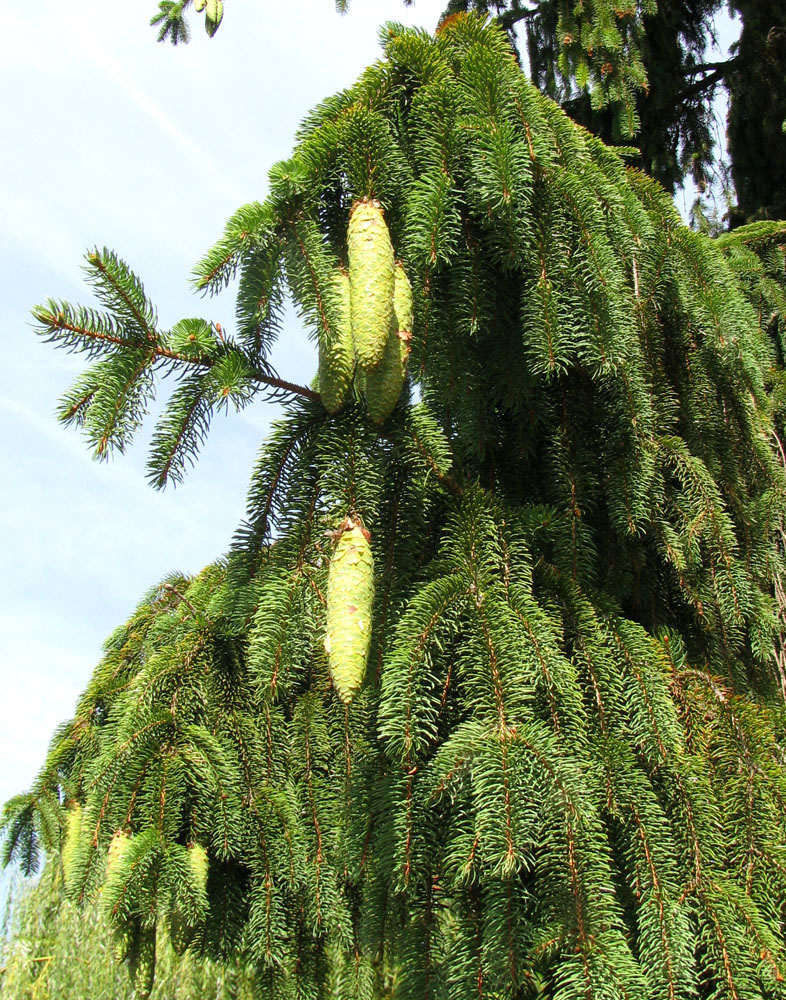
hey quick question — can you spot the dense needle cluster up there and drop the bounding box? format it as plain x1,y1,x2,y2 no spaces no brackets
5,15,786,1000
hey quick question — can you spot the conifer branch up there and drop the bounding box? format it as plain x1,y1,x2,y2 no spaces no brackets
162,583,201,621
250,370,320,402
689,58,739,76
678,66,728,103
61,387,100,423
495,2,544,32
398,423,462,497
34,305,319,404
86,251,157,343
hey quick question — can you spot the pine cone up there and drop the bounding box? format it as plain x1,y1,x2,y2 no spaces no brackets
187,842,209,894
106,829,131,875
348,199,395,370
325,517,375,703
365,262,412,424
129,925,156,999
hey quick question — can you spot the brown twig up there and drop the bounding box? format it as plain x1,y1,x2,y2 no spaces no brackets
163,582,202,620
35,307,321,405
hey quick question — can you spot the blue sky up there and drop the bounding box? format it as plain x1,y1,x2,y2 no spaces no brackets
0,1,737,812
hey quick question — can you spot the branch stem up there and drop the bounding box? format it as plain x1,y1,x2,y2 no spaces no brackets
35,307,321,404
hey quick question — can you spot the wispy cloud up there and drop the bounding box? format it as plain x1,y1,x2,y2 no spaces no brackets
85,45,244,205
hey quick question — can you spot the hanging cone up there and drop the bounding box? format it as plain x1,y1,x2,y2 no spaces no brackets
392,260,413,337
365,262,413,424
106,829,131,875
169,909,196,956
129,925,156,999
325,517,375,703
348,199,395,370
204,0,223,35
187,842,209,894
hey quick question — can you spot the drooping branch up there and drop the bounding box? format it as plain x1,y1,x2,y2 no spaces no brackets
496,2,544,33
678,61,738,103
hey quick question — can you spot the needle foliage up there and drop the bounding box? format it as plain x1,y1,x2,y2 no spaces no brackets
5,15,786,1000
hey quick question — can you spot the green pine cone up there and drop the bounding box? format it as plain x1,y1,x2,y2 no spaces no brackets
130,925,156,1000
325,518,375,704
106,829,131,876
113,921,136,964
194,0,207,11
364,329,411,424
187,842,209,894
169,908,197,956
348,199,395,370
364,264,412,424
392,260,413,336
61,802,82,896
205,0,223,36
319,269,355,414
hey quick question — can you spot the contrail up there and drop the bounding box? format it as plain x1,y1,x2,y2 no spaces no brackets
64,12,243,205
91,52,243,204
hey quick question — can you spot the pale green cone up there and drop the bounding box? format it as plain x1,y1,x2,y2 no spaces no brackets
106,828,131,876
364,263,412,424
393,260,413,336
187,842,209,894
325,519,375,704
319,269,355,414
348,199,395,370
62,802,82,896
169,909,196,956
205,0,223,36
194,0,207,10
365,328,411,424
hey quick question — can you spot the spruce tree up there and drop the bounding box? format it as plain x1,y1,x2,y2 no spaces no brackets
5,13,786,1000
726,0,786,222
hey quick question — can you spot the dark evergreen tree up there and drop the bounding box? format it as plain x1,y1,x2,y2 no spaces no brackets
515,0,728,195
445,0,786,219
5,13,786,1000
727,0,786,222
